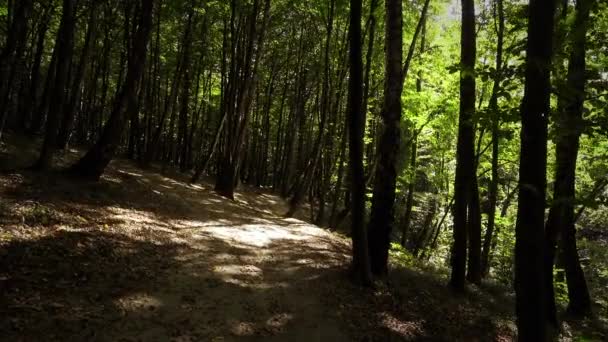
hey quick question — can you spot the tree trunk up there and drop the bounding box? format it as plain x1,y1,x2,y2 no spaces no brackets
29,43,58,135
514,0,556,339
68,0,154,180
401,136,417,247
215,0,271,199
0,0,32,137
400,12,428,248
481,0,505,279
348,0,372,286
450,0,476,292
145,32,184,164
545,0,592,323
401,0,431,87
177,9,195,172
329,126,347,229
361,0,379,126
21,4,51,132
366,0,403,277
286,0,334,216
34,0,75,170
466,174,482,284
57,2,99,149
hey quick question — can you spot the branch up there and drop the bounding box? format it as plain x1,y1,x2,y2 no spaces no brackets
401,0,432,86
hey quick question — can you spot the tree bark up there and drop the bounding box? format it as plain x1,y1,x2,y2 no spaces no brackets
57,2,99,149
401,0,431,87
401,136,417,247
481,0,505,279
0,0,32,137
348,0,373,286
177,8,195,171
68,0,154,180
450,0,476,292
545,0,592,323
215,0,271,199
466,173,482,284
20,4,51,132
286,0,335,216
366,0,403,277
514,0,556,339
34,0,75,170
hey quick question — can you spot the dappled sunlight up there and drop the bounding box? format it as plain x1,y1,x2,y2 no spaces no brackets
116,170,143,178
228,313,295,337
109,207,171,227
0,152,526,341
199,224,310,247
1,155,369,341
213,264,264,279
209,253,240,264
377,311,425,338
266,313,294,329
114,292,164,313
230,320,257,336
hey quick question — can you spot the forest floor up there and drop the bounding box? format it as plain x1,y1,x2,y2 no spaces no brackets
0,133,605,341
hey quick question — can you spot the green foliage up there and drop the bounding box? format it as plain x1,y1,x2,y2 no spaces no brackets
389,242,416,267
553,268,569,306
579,238,608,318
21,203,61,227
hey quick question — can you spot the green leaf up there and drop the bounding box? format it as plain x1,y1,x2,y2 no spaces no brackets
497,91,512,102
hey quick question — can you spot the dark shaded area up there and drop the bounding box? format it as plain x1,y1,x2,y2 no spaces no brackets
0,231,185,341
0,228,353,341
320,264,517,341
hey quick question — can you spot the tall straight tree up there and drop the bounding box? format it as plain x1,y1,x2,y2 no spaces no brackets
449,0,477,291
33,0,75,170
348,0,372,286
286,0,335,217
21,3,52,134
214,0,271,199
545,0,592,323
480,0,505,278
69,0,154,180
367,0,403,277
56,1,99,149
514,0,556,339
399,0,430,247
0,0,32,136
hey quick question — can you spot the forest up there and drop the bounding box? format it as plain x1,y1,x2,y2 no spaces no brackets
0,0,607,340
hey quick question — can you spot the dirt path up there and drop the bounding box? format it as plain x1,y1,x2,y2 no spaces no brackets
99,168,354,341
1,152,359,341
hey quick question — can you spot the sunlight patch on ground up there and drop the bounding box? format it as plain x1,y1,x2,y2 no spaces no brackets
230,320,257,336
111,208,171,226
117,170,143,177
211,252,238,263
188,183,204,190
228,313,293,337
101,174,124,184
213,264,263,278
115,293,164,312
200,224,309,247
266,313,293,330
282,217,304,224
377,311,424,338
